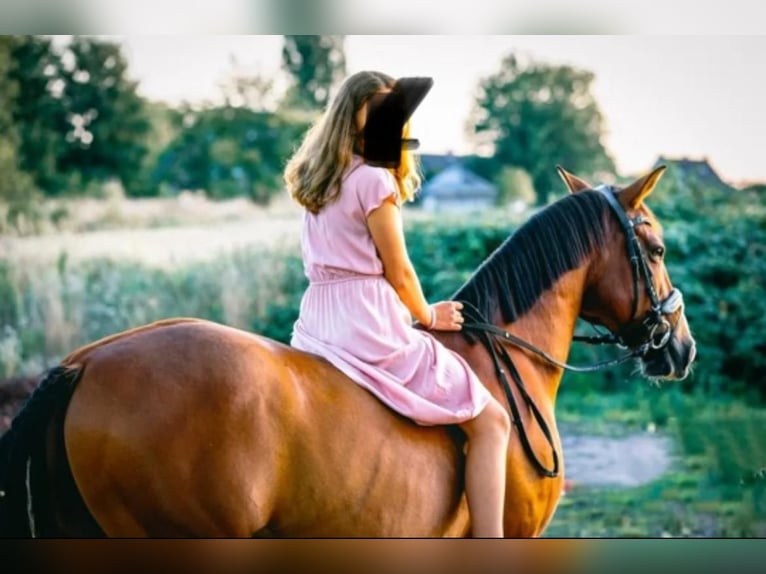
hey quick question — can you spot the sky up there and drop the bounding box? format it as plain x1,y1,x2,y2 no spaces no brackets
114,35,766,185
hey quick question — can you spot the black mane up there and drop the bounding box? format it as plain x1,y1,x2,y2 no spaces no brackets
452,190,611,324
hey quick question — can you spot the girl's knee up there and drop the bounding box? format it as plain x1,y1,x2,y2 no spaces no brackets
485,399,511,439
462,398,511,440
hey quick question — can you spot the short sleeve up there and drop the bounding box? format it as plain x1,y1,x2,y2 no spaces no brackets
357,165,400,217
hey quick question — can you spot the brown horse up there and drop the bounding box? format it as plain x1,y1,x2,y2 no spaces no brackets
0,166,696,537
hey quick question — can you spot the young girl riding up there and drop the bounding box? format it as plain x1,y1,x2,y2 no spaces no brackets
285,70,511,537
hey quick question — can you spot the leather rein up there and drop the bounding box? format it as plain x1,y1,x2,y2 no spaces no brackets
457,186,685,478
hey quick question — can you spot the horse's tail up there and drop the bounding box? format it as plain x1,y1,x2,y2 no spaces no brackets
0,365,82,537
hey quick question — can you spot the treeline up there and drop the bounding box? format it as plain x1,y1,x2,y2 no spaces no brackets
0,35,345,231
1,37,150,201
1,36,619,228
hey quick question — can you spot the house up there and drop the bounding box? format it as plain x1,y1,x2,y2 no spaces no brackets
417,161,498,212
653,156,734,193
417,153,463,181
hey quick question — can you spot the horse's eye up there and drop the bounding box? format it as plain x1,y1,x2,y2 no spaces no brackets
651,246,665,260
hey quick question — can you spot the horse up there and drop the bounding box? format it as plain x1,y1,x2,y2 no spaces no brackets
0,166,696,537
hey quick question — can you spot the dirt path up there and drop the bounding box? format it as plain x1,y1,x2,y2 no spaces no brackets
561,430,674,488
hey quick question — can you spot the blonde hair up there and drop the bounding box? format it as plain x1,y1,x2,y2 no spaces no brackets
284,70,422,214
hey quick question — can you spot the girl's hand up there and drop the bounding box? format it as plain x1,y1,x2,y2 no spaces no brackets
427,301,464,331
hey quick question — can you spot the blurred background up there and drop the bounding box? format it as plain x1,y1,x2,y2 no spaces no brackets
0,34,764,537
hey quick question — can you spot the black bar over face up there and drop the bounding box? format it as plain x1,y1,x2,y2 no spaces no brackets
362,77,433,169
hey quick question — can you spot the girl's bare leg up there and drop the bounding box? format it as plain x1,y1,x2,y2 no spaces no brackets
458,398,511,537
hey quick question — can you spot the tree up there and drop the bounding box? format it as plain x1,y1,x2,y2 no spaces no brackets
153,61,312,204
467,54,615,205
6,35,65,195
0,37,40,233
154,105,309,204
55,36,151,196
0,38,23,194
281,35,346,111
218,55,278,112
128,100,184,197
4,36,153,197
496,166,536,207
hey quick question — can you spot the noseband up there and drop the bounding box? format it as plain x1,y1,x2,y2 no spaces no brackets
459,186,685,478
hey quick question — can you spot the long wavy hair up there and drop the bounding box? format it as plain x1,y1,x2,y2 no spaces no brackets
284,70,422,214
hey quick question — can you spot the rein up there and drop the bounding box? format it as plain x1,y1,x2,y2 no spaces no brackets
458,300,647,479
455,186,685,479
460,300,560,478
461,301,650,374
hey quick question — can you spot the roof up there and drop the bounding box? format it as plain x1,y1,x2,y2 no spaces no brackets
417,153,460,176
654,156,733,192
419,163,497,199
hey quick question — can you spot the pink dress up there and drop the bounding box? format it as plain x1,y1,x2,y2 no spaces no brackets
290,155,491,426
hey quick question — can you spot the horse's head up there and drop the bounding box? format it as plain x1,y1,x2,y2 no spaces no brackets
558,166,697,381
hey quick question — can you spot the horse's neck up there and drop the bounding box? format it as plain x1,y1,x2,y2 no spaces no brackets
495,265,590,398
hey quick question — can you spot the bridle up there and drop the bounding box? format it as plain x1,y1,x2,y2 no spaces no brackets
595,185,685,352
458,185,685,478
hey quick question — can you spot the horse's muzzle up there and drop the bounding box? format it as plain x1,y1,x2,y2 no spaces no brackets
642,332,696,380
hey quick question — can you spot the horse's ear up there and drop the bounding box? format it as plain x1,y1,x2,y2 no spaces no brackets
556,166,591,194
619,165,667,209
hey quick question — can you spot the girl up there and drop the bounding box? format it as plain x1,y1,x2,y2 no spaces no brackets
285,70,511,537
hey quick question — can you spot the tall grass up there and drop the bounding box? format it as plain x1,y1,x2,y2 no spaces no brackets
0,247,306,377
0,206,528,378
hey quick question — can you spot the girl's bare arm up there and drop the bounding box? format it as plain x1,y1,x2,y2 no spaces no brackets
367,199,463,331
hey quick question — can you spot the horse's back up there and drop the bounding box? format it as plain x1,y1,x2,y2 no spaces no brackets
62,319,468,536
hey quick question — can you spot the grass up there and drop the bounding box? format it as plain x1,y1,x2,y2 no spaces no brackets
545,386,766,537
0,247,307,377
0,200,529,376
4,185,303,236
0,195,304,268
